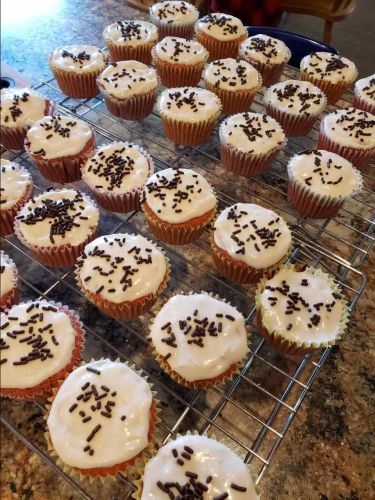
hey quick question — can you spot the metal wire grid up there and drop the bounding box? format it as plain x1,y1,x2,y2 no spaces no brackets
0,66,373,499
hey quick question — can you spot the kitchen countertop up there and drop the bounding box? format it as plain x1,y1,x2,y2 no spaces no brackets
1,1,374,499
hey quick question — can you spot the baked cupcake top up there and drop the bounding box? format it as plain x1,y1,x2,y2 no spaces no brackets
354,74,375,106
82,142,153,193
204,57,261,91
47,359,153,469
158,87,221,122
103,20,158,46
150,1,199,25
154,36,208,64
214,203,291,269
50,45,107,73
16,189,99,248
196,13,246,41
0,159,31,211
26,115,93,160
77,233,167,303
263,79,326,116
97,60,158,99
321,107,375,150
0,251,17,298
0,88,51,129
141,434,258,499
149,293,247,382
300,52,357,84
219,112,286,154
288,149,363,198
0,300,78,389
239,35,291,64
142,167,216,223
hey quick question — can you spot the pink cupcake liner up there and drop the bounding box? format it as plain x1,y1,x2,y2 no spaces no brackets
105,40,156,65
220,142,284,177
353,93,375,115
99,86,157,121
265,104,323,137
0,175,33,237
0,252,19,312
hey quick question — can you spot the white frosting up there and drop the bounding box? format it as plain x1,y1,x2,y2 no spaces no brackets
78,233,167,303
322,108,375,150
26,115,93,160
288,149,362,197
354,75,375,106
158,87,221,122
47,359,153,469
141,435,257,499
143,167,216,224
300,52,357,84
50,45,107,73
204,58,261,91
259,267,344,344
214,203,291,269
263,79,326,115
219,112,286,154
16,189,99,248
82,142,152,193
239,35,291,64
196,13,246,41
154,37,208,64
0,251,17,298
0,159,31,211
97,61,158,99
150,1,199,25
103,20,158,46
0,88,49,129
150,293,247,382
0,301,77,389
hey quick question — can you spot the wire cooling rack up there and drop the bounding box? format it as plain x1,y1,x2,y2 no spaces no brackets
1,64,374,499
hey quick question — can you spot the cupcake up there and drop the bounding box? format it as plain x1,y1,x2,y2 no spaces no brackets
0,158,32,236
149,292,248,388
158,87,222,145
152,37,208,87
103,20,158,65
0,251,18,312
263,79,327,136
97,60,158,121
287,149,363,218
211,203,292,284
14,188,99,268
195,13,247,62
139,434,258,499
256,263,350,356
141,167,217,244
46,359,157,478
204,58,262,115
353,74,375,114
49,45,108,99
0,88,54,150
300,52,358,105
219,112,286,176
0,300,85,399
25,114,96,183
239,35,291,86
317,107,375,170
149,1,199,40
75,233,169,319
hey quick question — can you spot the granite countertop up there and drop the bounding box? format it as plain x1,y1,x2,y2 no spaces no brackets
1,1,374,499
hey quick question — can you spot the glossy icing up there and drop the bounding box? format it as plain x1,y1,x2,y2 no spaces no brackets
50,45,106,73
204,58,261,91
158,87,221,122
0,159,31,211
263,79,326,115
239,35,291,64
196,13,246,41
154,37,208,64
354,75,375,106
321,108,375,149
150,1,199,25
0,88,49,129
103,20,158,46
300,52,357,84
0,251,17,298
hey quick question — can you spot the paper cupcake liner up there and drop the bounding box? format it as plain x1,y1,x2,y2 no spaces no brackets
241,57,287,87
265,102,325,137
353,93,375,115
205,77,262,115
105,40,156,65
0,300,85,400
152,49,207,88
99,86,157,121
0,176,33,237
0,252,19,312
195,28,247,62
155,21,196,41
300,68,358,105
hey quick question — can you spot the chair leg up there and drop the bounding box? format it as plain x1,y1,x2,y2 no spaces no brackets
323,20,333,44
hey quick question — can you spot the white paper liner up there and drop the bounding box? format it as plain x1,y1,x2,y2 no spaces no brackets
0,251,19,312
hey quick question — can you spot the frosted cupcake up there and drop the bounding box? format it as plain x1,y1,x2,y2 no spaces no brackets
149,292,248,388
149,1,199,40
0,88,54,150
0,251,18,312
317,108,375,170
141,167,217,244
97,61,158,120
239,35,291,86
204,58,262,115
211,203,292,284
152,37,208,87
219,112,286,176
49,45,108,98
15,188,99,268
263,80,327,136
195,13,247,61
0,159,32,236
300,52,357,104
353,74,375,114
103,20,158,65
